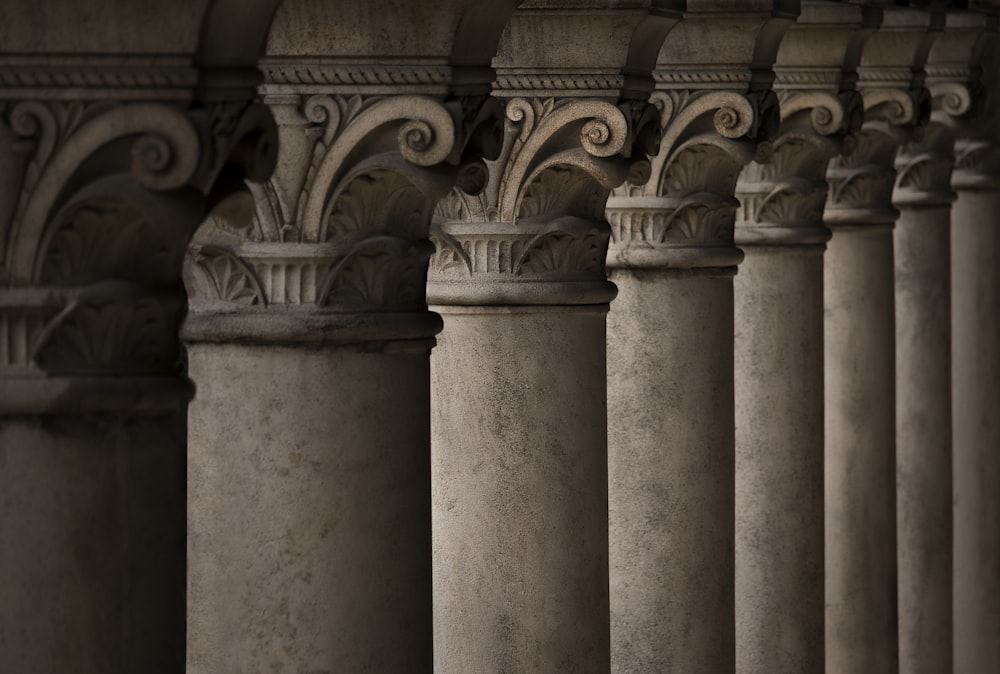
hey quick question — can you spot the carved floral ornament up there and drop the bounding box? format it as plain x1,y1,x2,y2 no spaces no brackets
427,95,655,303
824,86,930,226
603,88,773,268
184,91,508,328
0,93,277,383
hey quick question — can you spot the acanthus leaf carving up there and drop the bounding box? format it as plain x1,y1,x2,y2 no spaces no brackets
186,246,265,307
319,236,431,310
485,97,636,223
515,219,608,278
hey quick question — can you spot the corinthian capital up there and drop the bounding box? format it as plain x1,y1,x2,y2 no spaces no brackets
0,57,276,413
605,2,796,270
427,4,663,306
736,0,875,247
184,89,492,344
824,4,941,229
894,9,994,207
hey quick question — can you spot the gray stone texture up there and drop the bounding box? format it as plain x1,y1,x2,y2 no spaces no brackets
430,306,611,673
186,343,432,673
951,189,1000,674
607,269,735,673
895,204,954,674
823,225,898,674
734,246,826,674
0,413,185,674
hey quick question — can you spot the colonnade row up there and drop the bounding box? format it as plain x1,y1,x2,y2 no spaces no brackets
1,0,999,672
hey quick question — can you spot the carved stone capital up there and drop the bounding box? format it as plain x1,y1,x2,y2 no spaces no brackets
607,100,760,269
736,134,837,247
733,0,882,248
824,127,904,229
427,95,646,305
184,91,484,345
604,0,796,270
0,72,275,414
893,123,957,207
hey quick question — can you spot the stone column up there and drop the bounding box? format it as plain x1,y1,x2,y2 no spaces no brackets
604,6,791,671
182,29,503,668
822,7,937,671
893,14,988,672
733,3,875,671
951,33,1000,673
428,8,653,669
0,71,273,671
893,124,955,674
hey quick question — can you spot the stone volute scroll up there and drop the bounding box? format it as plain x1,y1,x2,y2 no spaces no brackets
0,8,279,673
183,3,522,672
605,3,793,273
824,5,939,230
0,77,276,414
736,1,877,248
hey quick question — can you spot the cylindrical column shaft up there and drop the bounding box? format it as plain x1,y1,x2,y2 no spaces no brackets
823,224,897,673
0,401,187,674
734,245,826,673
430,304,610,671
607,267,736,672
895,206,953,674
951,186,1000,673
186,339,432,671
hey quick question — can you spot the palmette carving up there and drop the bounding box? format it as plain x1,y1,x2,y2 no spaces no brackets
604,88,767,268
735,87,859,246
187,91,496,323
428,95,645,298
825,127,909,226
893,124,957,207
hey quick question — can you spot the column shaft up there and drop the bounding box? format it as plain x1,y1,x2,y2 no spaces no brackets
952,188,1000,673
734,245,826,673
824,225,897,672
607,268,735,672
0,406,186,674
431,305,610,671
186,341,433,671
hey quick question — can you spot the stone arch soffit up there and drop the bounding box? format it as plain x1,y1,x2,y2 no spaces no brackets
450,0,524,69
196,0,283,68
